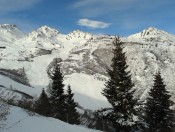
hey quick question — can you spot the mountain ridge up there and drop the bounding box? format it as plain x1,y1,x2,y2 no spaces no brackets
0,24,175,110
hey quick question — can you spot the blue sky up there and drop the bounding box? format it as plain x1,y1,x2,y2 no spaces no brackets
0,0,175,36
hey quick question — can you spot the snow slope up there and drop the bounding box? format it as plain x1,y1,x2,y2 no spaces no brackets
0,74,36,97
0,106,100,132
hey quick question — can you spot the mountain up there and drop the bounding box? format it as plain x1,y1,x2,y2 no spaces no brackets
0,24,24,42
127,27,175,44
0,25,175,111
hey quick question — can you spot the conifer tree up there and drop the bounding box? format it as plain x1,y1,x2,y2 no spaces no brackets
102,37,137,132
49,59,66,121
65,85,80,124
144,72,175,132
35,88,50,116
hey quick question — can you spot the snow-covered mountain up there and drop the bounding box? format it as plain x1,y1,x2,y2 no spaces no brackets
1,24,175,111
0,24,24,42
127,27,175,44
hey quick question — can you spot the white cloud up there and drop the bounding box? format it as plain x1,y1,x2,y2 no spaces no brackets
0,0,41,15
77,19,111,29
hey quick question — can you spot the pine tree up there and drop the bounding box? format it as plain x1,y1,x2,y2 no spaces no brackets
49,59,66,121
102,37,137,132
35,88,50,116
65,85,80,124
21,67,30,86
144,72,175,132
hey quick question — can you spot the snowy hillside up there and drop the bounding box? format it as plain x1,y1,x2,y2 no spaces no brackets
0,106,100,132
1,24,175,110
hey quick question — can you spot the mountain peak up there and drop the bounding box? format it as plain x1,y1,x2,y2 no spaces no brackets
69,29,92,35
37,25,59,34
28,25,60,40
127,27,175,41
71,29,85,33
140,27,165,37
0,24,18,31
0,24,24,40
146,27,158,30
67,30,92,40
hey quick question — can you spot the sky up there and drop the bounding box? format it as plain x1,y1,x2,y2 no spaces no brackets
0,0,175,36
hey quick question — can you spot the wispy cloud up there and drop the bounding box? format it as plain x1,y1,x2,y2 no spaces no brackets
72,0,166,16
77,19,111,29
72,0,135,17
0,0,42,15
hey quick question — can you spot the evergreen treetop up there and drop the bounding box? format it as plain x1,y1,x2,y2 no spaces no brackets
102,37,138,132
48,59,66,121
65,85,80,124
35,88,50,116
144,72,175,132
49,60,65,102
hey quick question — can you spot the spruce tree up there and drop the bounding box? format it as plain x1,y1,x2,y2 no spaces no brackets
49,59,66,121
35,88,50,116
102,37,137,132
144,72,175,132
65,85,80,124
